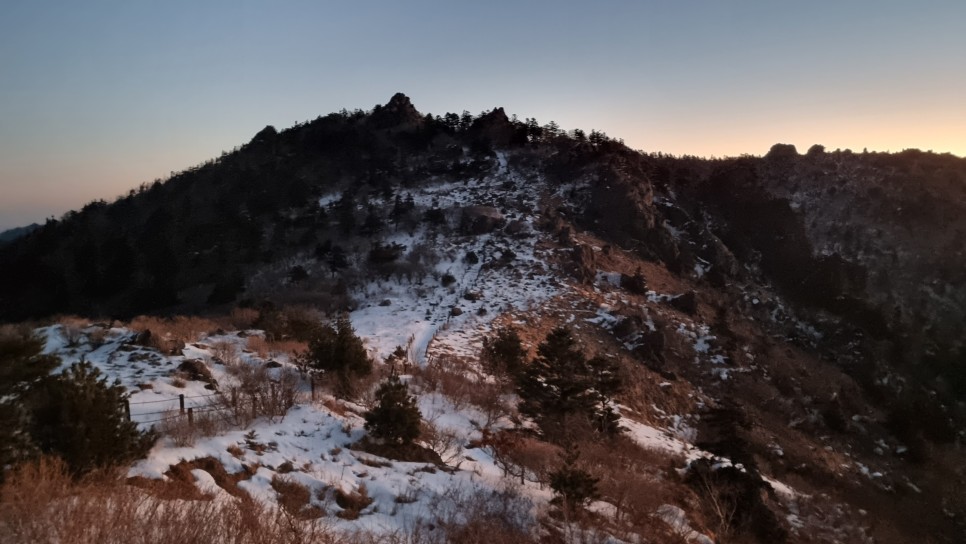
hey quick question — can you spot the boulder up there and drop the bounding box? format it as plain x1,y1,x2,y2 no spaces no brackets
461,206,505,234
569,245,597,284
177,359,218,388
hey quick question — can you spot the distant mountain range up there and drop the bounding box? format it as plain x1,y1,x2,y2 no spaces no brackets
0,223,39,245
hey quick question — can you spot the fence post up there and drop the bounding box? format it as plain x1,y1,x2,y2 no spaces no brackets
124,400,131,421
187,407,194,427
179,394,185,415
311,378,316,401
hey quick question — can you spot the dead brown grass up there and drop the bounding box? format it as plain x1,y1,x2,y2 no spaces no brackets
334,483,373,520
0,457,338,544
271,475,325,519
52,314,91,346
157,407,232,447
128,315,221,354
247,335,307,360
228,307,260,329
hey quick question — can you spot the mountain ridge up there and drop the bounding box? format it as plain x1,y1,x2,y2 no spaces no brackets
1,93,965,542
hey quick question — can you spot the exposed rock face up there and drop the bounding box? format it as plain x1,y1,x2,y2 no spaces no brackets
468,107,518,147
669,290,698,315
701,160,883,328
587,163,656,249
569,244,597,284
369,92,424,129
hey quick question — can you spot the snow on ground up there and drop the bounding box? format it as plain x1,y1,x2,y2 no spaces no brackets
348,152,559,364
25,153,819,539
36,322,551,536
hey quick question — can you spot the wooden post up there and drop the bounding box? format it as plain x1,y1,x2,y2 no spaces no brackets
187,407,194,426
311,378,316,401
179,394,185,415
124,400,131,421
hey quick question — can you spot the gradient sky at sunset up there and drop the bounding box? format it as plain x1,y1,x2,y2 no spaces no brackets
1,1,964,230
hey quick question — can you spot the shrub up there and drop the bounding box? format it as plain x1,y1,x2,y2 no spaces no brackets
271,475,323,519
428,486,538,544
24,362,156,475
684,457,787,542
368,241,406,264
364,373,421,446
619,267,648,295
222,365,302,424
335,483,373,519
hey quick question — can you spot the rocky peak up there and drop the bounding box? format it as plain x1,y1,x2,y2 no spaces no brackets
369,92,424,129
469,107,517,146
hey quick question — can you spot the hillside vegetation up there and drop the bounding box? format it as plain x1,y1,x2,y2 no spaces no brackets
1,94,965,543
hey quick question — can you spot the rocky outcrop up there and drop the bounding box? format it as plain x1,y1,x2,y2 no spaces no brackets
569,244,597,285
587,163,657,249
468,107,519,147
460,206,505,235
369,93,424,129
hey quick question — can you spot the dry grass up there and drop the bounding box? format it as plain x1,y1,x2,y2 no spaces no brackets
228,307,260,329
128,315,221,354
247,335,307,360
0,457,339,544
53,314,91,346
246,335,272,358
334,484,373,520
0,457,548,543
211,339,240,365
271,475,325,519
156,408,232,447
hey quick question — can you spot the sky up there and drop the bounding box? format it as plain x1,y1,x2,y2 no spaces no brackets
1,1,964,230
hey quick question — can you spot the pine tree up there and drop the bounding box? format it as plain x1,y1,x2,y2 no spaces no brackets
25,362,156,475
480,326,526,381
0,329,59,396
360,205,385,236
518,328,594,425
0,329,60,476
517,327,623,438
549,446,599,517
300,316,372,398
364,373,421,446
585,355,623,434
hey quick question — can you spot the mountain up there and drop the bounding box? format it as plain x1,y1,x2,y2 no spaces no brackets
1,94,965,542
0,223,40,246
